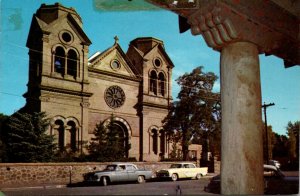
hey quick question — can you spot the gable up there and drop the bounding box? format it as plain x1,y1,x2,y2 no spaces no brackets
88,44,139,79
38,13,91,46
144,44,175,69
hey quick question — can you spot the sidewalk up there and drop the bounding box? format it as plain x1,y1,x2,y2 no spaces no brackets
1,184,67,192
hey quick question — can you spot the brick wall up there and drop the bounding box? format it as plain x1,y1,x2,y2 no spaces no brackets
0,162,175,188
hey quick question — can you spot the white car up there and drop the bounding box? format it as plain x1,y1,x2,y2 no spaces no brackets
156,162,208,181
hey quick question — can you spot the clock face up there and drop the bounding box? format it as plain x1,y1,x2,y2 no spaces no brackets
105,85,126,108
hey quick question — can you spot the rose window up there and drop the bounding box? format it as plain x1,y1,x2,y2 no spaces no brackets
105,85,125,108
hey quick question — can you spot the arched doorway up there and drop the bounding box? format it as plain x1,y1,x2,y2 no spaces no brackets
104,117,131,158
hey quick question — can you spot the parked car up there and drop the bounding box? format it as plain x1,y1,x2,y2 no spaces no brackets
204,164,299,194
156,162,208,181
83,163,154,186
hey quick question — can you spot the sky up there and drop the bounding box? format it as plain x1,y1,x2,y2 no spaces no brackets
0,0,299,136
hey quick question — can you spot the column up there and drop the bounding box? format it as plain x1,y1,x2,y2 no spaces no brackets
220,42,264,194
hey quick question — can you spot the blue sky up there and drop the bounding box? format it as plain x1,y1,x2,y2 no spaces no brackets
0,0,299,136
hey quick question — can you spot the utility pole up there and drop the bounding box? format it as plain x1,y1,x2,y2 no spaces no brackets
262,102,275,164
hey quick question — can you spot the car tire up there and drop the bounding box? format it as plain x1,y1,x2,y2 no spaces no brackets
171,173,178,181
102,176,109,186
137,175,145,183
196,173,202,180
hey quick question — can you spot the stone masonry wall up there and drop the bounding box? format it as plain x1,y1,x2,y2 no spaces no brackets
0,162,176,188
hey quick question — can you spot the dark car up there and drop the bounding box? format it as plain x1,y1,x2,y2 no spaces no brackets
83,163,154,186
204,164,299,194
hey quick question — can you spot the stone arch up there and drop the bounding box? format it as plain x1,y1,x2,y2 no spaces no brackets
148,125,159,155
149,69,158,95
158,71,166,97
65,116,80,152
52,44,67,76
103,116,132,158
50,115,66,151
66,48,79,79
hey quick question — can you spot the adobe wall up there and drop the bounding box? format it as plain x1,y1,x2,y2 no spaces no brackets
0,162,175,188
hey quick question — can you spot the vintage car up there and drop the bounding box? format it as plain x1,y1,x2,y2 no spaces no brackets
204,164,299,194
156,162,208,181
83,163,154,186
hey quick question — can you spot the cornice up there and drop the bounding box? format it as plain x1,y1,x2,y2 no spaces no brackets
40,85,93,97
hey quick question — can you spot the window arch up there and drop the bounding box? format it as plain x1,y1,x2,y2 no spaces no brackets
151,129,158,155
54,46,65,76
150,70,157,95
53,46,78,79
67,121,77,152
67,49,78,79
158,72,166,96
159,129,166,154
54,119,65,151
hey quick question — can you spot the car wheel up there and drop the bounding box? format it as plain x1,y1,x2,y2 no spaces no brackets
171,173,178,181
102,176,109,186
196,173,202,180
137,175,145,183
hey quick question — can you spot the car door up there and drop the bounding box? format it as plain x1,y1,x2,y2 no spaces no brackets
126,164,138,181
114,165,128,182
183,164,195,178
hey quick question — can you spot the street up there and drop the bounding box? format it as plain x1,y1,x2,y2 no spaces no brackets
2,178,215,195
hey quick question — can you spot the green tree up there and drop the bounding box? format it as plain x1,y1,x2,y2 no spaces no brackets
0,113,9,162
262,124,276,162
88,115,130,161
286,121,299,161
3,112,55,162
272,133,288,159
163,66,220,160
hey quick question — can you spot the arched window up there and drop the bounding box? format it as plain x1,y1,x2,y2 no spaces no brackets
67,49,78,79
159,130,165,154
55,119,65,151
67,121,77,152
54,47,65,76
158,72,165,96
150,70,157,95
152,129,158,155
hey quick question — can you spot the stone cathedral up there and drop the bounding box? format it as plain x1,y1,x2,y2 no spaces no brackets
23,3,174,161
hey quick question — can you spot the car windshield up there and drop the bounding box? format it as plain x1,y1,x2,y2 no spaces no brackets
104,165,117,171
170,164,182,168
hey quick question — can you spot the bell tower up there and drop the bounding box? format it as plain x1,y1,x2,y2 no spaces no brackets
127,37,174,161
24,3,92,152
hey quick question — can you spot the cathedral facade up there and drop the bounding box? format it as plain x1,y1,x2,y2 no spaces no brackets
23,3,174,161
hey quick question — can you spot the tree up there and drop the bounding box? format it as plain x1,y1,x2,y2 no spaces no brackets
163,66,220,160
286,121,299,161
88,115,130,162
272,133,288,160
0,113,9,162
262,124,276,162
3,112,55,162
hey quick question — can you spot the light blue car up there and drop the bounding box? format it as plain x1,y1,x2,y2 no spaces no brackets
83,163,154,186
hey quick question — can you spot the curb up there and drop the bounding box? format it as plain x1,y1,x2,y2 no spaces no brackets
1,184,66,192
